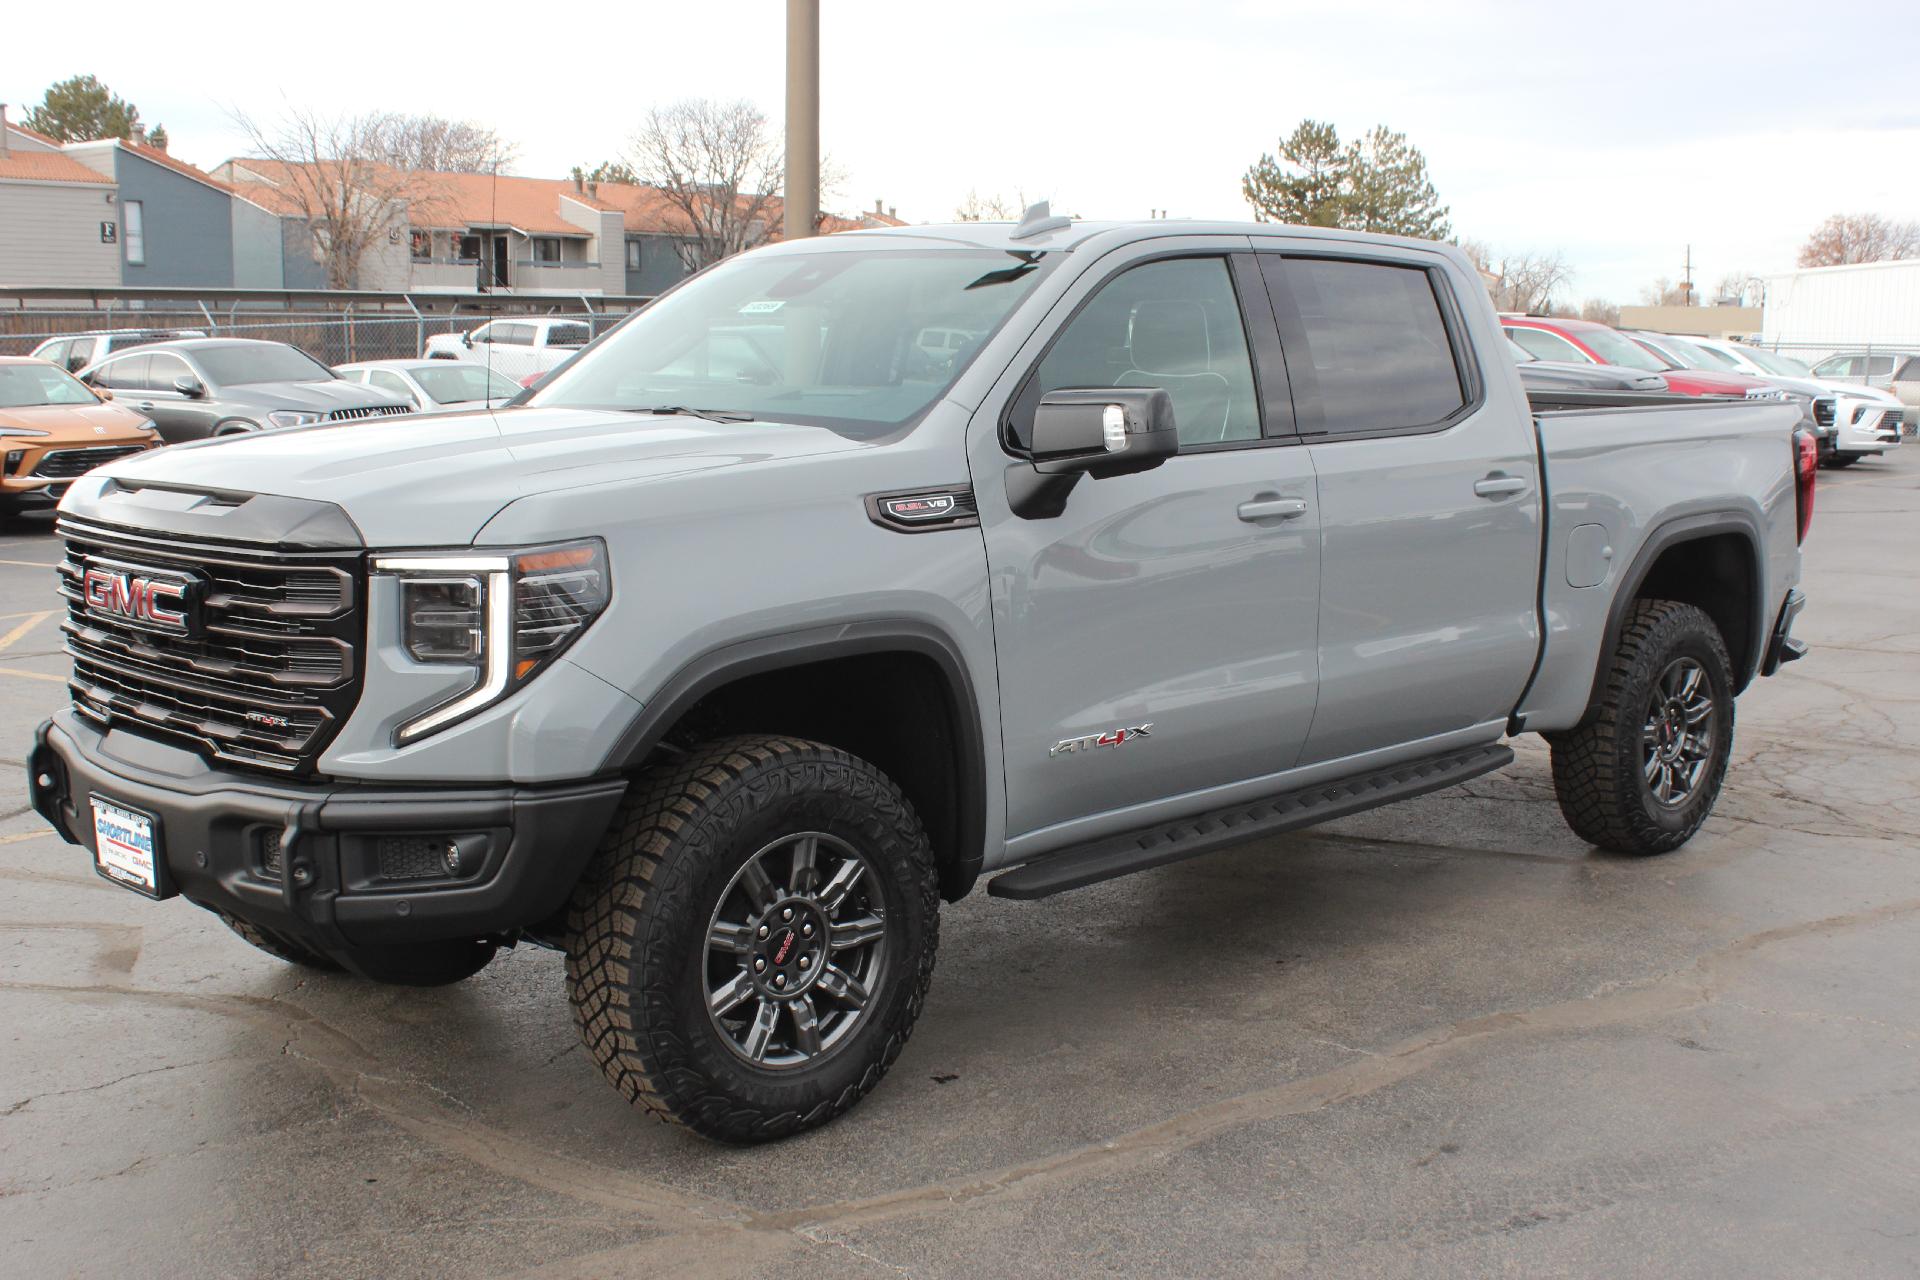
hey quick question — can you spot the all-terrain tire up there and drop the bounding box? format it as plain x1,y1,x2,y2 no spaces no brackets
1548,600,1735,855
217,911,343,972
564,735,939,1144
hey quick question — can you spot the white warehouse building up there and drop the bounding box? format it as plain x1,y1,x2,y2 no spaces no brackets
1761,259,1920,351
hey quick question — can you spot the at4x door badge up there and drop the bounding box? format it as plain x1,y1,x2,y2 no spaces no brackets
1050,724,1152,757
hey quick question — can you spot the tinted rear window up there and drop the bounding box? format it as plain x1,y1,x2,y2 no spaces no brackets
1279,258,1464,435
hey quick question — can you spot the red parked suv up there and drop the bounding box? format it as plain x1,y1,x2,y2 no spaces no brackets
1502,318,1776,398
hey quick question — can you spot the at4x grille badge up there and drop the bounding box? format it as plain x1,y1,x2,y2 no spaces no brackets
1050,723,1152,757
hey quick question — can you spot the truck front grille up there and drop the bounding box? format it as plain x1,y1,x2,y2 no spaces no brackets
56,517,364,775
325,405,413,422
31,446,147,479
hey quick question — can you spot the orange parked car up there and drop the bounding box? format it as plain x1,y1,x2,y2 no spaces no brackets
0,356,159,517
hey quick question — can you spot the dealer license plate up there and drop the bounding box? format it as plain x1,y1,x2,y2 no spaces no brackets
90,796,169,899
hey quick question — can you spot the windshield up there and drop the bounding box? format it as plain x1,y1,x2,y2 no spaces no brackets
1689,344,1744,371
1578,327,1666,372
528,246,1056,429
412,363,518,403
1743,348,1810,377
0,362,101,408
195,344,336,386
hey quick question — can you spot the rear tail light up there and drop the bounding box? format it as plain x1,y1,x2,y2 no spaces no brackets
1793,429,1817,545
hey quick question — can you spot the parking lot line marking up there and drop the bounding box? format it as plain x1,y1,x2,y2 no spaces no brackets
0,667,64,684
0,830,53,846
0,557,59,568
0,612,52,653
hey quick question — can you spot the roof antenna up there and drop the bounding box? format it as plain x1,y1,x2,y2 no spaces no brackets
1010,199,1071,241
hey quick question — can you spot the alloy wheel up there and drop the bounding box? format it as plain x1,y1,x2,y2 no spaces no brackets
703,832,889,1070
1641,657,1715,808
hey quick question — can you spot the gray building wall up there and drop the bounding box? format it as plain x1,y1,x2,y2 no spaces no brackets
108,148,235,287
231,198,284,288
279,219,329,290
625,234,692,296
0,180,122,287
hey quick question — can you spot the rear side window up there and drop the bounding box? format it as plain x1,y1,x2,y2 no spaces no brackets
1026,257,1263,447
1277,258,1465,436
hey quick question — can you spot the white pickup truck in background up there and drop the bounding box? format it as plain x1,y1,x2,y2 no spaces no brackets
425,316,593,384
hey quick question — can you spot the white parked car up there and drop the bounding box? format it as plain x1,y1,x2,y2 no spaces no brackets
30,328,207,374
335,359,520,415
1689,337,1904,467
423,317,593,384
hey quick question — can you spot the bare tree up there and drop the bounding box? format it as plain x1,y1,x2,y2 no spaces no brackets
624,98,782,271
232,105,443,290
1460,240,1572,313
1798,213,1920,267
1712,269,1763,306
954,189,1022,221
1578,297,1621,327
1639,276,1691,306
375,114,515,174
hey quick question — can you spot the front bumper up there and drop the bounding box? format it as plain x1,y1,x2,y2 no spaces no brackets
29,712,626,954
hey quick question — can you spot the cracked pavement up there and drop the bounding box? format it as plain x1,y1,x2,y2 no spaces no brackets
3,450,1918,1277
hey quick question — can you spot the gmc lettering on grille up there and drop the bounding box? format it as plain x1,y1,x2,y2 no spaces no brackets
83,568,190,631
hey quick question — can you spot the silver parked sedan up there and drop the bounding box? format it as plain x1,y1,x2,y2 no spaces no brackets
334,359,520,415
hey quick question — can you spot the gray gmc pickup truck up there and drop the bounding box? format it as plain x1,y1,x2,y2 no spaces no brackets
29,211,1815,1143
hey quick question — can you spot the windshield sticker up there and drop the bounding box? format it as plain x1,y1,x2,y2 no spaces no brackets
739,300,785,315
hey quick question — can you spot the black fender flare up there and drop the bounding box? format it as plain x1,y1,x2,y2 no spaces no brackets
1580,509,1766,721
602,618,989,901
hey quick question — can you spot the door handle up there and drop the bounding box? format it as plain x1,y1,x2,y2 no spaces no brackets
136,401,156,411
1237,496,1309,522
1473,473,1530,499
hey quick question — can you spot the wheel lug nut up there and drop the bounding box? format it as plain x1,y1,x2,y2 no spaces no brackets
782,907,793,921
753,957,766,972
799,955,811,970
802,923,813,937
774,974,786,988
758,925,769,938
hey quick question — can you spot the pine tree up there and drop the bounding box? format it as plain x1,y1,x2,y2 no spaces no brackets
22,75,141,143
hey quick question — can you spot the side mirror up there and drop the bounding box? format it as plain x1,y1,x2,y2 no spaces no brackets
95,387,114,401
174,375,206,398
461,331,476,347
1008,387,1178,519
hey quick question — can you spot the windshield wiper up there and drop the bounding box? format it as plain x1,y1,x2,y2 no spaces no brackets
634,405,755,423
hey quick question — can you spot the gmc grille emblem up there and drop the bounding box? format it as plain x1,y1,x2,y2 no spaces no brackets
83,566,196,633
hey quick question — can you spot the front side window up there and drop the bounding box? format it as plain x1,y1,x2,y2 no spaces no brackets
369,369,415,401
124,200,145,266
494,323,535,346
0,362,101,407
1028,257,1261,447
1811,355,1855,377
1866,356,1896,377
1896,357,1920,381
530,246,1056,432
145,353,192,392
1282,258,1464,435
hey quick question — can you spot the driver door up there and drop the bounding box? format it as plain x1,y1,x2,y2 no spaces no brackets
973,247,1322,850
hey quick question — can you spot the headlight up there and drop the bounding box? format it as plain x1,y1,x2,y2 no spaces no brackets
267,410,325,428
0,426,49,438
372,539,610,744
134,418,158,433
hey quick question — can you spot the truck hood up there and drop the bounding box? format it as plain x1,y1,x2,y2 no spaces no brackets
77,405,869,546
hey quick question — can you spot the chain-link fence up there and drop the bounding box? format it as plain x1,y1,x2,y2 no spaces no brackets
1748,338,1920,374
0,296,647,366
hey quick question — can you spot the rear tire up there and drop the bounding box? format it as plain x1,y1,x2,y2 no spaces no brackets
1548,600,1734,856
565,735,939,1144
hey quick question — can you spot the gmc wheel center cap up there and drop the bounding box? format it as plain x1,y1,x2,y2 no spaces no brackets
751,899,827,994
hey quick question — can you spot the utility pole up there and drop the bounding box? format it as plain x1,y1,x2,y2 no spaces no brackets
1682,244,1693,307
784,0,820,242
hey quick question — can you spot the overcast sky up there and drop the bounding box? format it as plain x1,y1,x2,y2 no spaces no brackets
10,0,1916,302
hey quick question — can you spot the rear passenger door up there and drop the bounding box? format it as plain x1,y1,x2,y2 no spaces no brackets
1257,248,1541,764
978,247,1322,846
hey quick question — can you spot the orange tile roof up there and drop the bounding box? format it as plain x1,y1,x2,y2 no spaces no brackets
0,149,115,185
228,159,615,234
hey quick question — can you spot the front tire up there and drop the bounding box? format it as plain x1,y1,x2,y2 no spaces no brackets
1821,453,1861,469
565,736,939,1143
1548,600,1735,855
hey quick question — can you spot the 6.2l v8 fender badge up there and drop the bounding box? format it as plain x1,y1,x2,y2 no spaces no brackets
1050,723,1152,758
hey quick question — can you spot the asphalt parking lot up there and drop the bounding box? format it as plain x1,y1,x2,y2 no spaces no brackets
3,450,1918,1279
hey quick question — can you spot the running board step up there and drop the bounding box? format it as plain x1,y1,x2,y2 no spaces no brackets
987,743,1514,900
